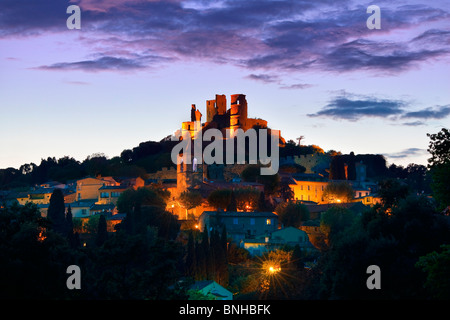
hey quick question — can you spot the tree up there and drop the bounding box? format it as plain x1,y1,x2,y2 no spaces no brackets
320,206,358,244
47,189,66,235
429,163,450,211
117,187,166,214
234,188,260,211
318,195,450,300
119,204,180,239
210,227,229,286
0,202,82,299
241,164,280,195
256,191,269,211
186,231,196,277
427,128,450,167
85,214,101,234
207,189,232,210
378,178,409,209
278,179,295,202
275,202,310,228
427,128,450,210
291,244,305,270
416,244,450,299
65,205,73,236
329,156,347,180
89,230,184,299
179,190,203,219
202,229,213,280
227,191,237,212
323,181,354,203
66,205,80,248
96,214,108,246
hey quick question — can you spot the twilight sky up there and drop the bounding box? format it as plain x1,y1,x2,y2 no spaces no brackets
1,0,449,170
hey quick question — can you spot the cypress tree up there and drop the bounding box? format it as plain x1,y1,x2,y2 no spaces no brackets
96,214,108,246
257,191,267,211
201,229,213,279
227,191,237,212
66,205,79,248
221,225,228,263
47,189,66,235
66,205,73,236
210,229,219,281
195,239,206,280
186,231,196,277
292,244,304,270
216,226,229,286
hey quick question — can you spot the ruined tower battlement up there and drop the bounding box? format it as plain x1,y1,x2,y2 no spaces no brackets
206,94,227,122
183,93,269,138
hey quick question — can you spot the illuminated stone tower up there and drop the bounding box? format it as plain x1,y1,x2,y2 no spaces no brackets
176,143,205,196
229,94,248,136
206,94,227,123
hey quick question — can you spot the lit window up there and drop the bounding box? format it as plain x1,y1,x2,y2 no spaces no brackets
266,219,272,225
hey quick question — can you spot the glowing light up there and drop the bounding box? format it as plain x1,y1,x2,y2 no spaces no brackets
266,265,281,274
336,199,341,203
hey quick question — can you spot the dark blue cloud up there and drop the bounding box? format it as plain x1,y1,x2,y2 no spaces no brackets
309,94,450,122
402,105,450,119
245,73,278,83
323,39,448,72
279,83,314,90
401,121,426,126
37,55,172,71
385,148,427,159
308,93,406,121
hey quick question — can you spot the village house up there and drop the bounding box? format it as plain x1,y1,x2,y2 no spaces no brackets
288,173,329,204
75,176,119,201
242,226,315,256
97,185,128,205
15,186,75,206
198,211,278,244
69,200,98,218
353,194,382,206
189,280,233,300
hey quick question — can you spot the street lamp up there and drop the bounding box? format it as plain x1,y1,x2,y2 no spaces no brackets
268,266,280,274
263,261,281,276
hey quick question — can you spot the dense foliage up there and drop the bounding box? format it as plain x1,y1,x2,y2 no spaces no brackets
0,191,184,299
